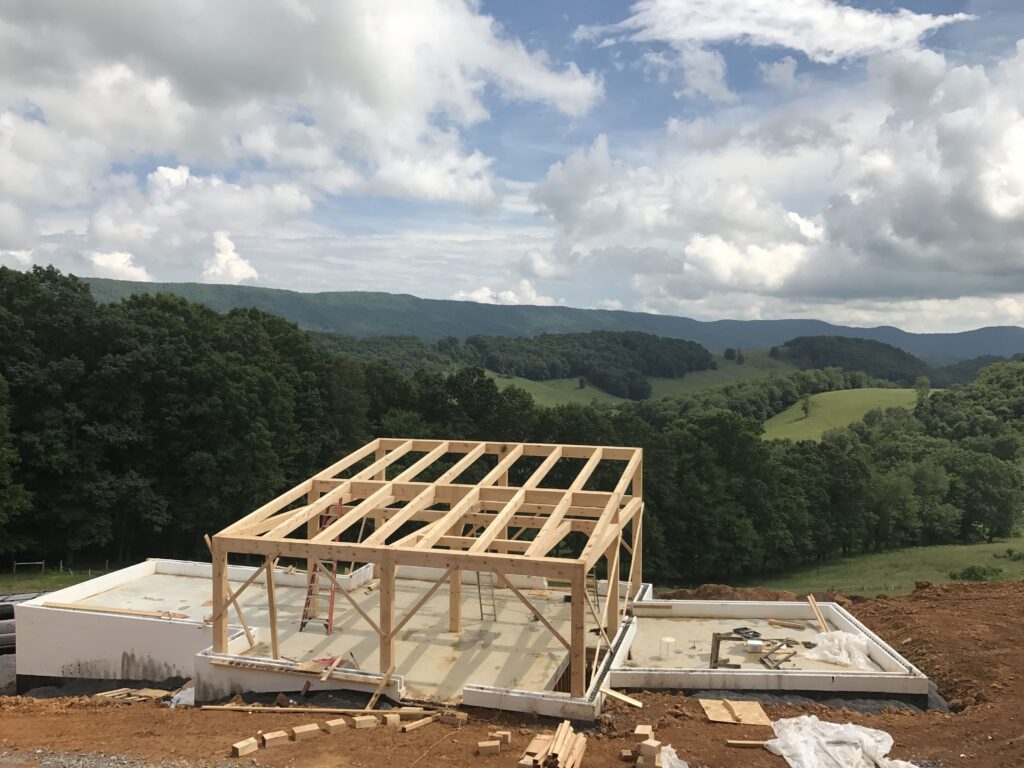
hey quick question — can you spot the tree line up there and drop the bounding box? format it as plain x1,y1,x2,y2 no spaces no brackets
312,330,714,399
1,267,1021,584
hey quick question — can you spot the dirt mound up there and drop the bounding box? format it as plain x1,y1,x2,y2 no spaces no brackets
855,580,1024,710
655,583,799,601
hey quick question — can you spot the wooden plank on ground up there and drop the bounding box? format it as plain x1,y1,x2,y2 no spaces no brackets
698,699,771,727
401,713,440,732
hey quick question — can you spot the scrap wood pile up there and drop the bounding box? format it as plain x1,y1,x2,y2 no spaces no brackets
93,687,175,703
517,720,586,768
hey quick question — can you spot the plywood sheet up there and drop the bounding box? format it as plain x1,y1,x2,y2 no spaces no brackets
698,698,771,726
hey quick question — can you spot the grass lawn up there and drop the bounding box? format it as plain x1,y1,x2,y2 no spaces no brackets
762,388,917,441
748,537,1024,596
0,568,109,595
487,350,795,407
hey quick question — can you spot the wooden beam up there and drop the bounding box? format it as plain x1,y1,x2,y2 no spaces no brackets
315,559,383,636
216,533,583,580
264,556,280,659
479,444,525,486
570,572,587,697
313,439,382,480
204,561,270,627
524,491,574,557
628,515,643,600
393,441,450,482
387,567,452,640
469,489,526,553
313,483,395,543
570,448,603,491
212,542,229,653
219,479,314,535
449,567,461,633
413,487,482,550
380,553,395,674
494,569,571,651
606,535,621,639
436,443,486,483
361,487,436,546
523,446,562,489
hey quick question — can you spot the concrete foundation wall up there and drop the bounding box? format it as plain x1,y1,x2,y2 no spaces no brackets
616,598,929,696
15,603,215,681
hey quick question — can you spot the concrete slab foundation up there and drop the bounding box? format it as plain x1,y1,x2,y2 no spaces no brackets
15,559,930,718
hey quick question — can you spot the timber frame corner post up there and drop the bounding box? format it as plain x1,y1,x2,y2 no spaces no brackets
209,438,644,698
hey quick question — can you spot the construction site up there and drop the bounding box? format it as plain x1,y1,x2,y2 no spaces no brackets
2,438,1020,767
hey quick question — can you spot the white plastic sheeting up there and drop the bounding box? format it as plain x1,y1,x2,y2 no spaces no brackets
766,715,918,768
660,745,689,768
805,631,875,670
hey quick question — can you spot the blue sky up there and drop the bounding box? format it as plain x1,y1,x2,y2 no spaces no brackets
2,1,1024,331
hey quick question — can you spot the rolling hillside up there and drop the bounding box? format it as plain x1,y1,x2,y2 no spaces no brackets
488,350,795,406
83,277,1024,362
762,388,918,440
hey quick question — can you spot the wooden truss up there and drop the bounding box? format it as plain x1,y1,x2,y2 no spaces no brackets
210,438,643,698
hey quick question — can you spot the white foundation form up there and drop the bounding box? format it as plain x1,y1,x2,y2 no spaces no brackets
15,559,928,717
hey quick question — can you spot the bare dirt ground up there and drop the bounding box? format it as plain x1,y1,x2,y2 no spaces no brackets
1,581,1022,768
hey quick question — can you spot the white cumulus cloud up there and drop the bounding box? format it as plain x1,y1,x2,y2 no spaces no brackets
87,250,152,281
453,279,564,307
203,232,257,284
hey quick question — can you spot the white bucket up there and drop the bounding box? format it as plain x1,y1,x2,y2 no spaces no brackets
660,636,676,658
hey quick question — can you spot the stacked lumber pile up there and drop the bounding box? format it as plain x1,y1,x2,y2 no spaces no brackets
518,720,586,768
93,687,173,703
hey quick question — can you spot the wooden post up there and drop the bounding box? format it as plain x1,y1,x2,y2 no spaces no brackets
265,556,280,659
628,515,643,599
605,537,620,639
306,485,320,617
570,568,587,697
212,540,229,653
449,567,461,633
380,552,395,673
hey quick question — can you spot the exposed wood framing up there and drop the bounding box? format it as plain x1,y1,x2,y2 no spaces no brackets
209,438,643,702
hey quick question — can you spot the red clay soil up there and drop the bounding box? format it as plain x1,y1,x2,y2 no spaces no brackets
0,581,1022,767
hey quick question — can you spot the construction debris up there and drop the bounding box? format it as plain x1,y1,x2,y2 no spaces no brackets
93,687,173,703
517,720,586,768
439,710,468,725
727,740,768,749
489,729,512,744
351,714,377,729
601,685,643,708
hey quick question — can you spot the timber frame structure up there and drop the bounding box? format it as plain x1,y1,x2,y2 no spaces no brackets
210,438,644,699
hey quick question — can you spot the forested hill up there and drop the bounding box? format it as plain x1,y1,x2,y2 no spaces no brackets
84,276,1024,363
3,267,1023,585
771,336,1021,386
313,331,714,399
772,336,933,385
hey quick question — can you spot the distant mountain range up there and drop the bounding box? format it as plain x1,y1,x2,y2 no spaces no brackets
84,277,1024,364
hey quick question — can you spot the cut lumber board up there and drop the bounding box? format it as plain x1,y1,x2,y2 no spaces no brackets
601,685,643,708
478,739,500,755
806,594,829,632
634,724,654,739
322,718,349,733
230,737,258,756
43,602,189,620
768,619,808,630
351,715,377,729
134,688,172,700
319,655,343,681
490,730,511,744
200,704,426,717
698,698,772,727
639,739,661,759
290,723,321,741
261,730,289,746
401,713,440,732
727,739,768,748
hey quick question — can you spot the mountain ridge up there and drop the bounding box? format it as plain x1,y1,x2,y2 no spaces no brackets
83,276,1024,363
